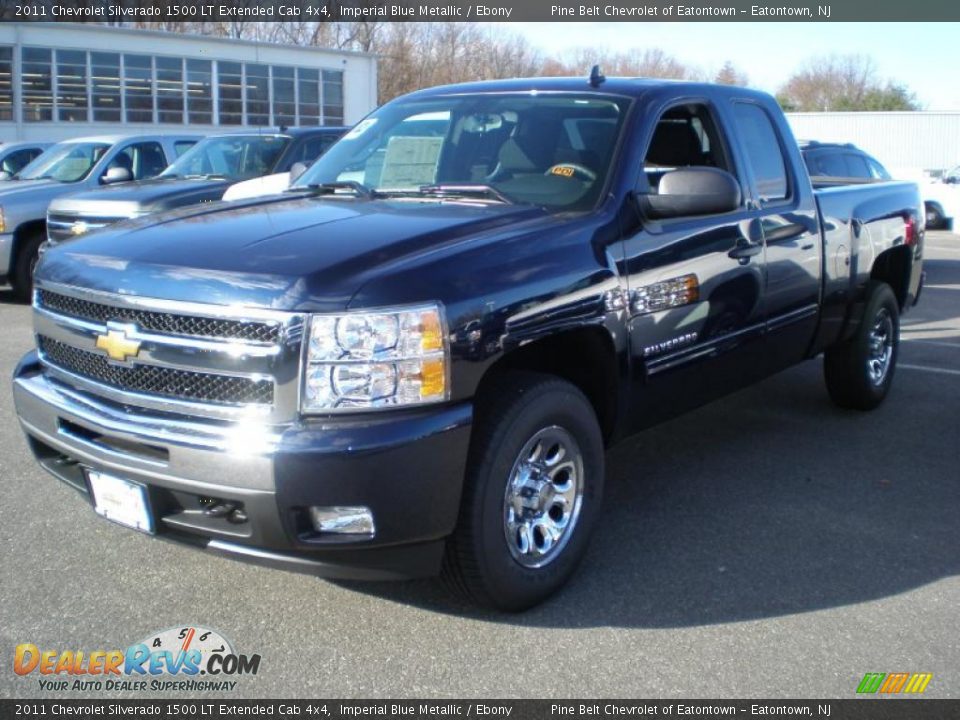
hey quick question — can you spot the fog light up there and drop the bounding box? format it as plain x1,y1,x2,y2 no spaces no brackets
310,506,375,535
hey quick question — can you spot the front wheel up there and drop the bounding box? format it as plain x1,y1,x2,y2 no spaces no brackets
443,372,604,611
824,281,900,410
11,229,45,302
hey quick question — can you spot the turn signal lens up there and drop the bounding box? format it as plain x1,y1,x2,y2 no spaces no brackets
303,304,448,413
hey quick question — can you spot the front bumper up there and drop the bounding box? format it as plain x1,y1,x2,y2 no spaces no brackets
13,352,473,580
0,231,13,278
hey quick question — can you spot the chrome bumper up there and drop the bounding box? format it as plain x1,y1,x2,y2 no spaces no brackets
14,361,280,494
13,351,474,579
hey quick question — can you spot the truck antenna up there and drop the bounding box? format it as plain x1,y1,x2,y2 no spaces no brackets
589,65,606,87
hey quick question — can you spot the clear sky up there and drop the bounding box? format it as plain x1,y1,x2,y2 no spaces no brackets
501,22,959,111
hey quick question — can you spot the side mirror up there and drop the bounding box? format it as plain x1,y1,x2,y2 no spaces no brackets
639,167,742,220
102,166,133,185
0,170,11,181
945,176,959,185
289,162,309,184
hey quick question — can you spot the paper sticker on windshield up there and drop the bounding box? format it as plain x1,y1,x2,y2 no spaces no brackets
344,118,377,140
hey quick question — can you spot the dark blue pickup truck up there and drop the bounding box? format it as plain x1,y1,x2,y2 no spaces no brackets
13,75,924,610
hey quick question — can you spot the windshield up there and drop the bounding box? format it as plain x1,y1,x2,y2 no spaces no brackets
16,142,110,182
161,135,290,181
295,93,631,210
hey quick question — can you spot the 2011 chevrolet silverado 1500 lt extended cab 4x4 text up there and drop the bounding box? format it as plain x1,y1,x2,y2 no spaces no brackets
13,75,925,611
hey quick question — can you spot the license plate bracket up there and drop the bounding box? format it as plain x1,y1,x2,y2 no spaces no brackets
87,470,155,534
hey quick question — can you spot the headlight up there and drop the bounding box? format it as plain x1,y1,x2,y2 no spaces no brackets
302,304,448,413
0,206,5,233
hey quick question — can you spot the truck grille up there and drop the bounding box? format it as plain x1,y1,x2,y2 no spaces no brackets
37,290,281,344
38,336,275,406
46,213,120,243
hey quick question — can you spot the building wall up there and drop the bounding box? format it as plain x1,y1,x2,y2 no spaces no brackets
0,23,378,142
787,112,960,174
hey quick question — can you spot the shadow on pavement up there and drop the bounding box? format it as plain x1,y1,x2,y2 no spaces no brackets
335,301,960,626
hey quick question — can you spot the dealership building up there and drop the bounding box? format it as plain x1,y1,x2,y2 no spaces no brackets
0,23,378,142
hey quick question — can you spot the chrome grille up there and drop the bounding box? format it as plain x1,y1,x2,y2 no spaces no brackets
38,336,274,406
37,290,281,344
46,213,119,243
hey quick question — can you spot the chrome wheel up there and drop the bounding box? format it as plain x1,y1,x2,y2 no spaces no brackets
503,426,584,568
867,307,894,386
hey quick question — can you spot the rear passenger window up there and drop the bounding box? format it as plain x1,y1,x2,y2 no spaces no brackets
811,153,847,177
867,158,890,180
732,103,789,201
844,154,872,179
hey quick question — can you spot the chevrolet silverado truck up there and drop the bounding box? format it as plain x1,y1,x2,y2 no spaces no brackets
45,127,347,247
0,134,199,301
13,76,924,611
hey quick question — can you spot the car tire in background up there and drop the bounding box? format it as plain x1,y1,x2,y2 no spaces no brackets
824,280,900,411
925,202,945,230
11,228,45,303
443,372,604,612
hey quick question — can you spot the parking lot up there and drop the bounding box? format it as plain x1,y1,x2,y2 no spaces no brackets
1,232,957,700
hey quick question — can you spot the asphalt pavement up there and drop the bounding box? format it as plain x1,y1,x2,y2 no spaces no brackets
1,233,957,699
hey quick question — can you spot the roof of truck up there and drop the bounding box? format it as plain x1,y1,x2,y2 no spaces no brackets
400,76,772,102
56,134,201,145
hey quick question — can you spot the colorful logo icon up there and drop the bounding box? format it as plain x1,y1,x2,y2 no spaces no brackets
856,672,932,695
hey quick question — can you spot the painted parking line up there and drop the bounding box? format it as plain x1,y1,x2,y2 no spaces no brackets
902,339,960,349
899,363,960,376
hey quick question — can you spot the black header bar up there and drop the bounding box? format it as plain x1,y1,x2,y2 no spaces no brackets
3,0,960,22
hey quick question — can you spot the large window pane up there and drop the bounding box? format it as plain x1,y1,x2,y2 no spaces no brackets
297,68,319,126
22,47,53,122
322,69,344,126
245,63,269,126
56,49,88,122
186,59,212,124
218,61,242,125
272,65,295,127
124,54,154,123
156,56,183,124
91,52,121,122
0,47,12,121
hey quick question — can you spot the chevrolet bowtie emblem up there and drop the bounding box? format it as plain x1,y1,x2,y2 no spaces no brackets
95,329,141,362
71,221,89,236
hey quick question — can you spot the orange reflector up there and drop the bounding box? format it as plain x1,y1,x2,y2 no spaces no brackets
419,358,446,398
420,310,443,352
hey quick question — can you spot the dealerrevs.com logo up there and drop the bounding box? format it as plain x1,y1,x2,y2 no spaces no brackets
14,626,261,693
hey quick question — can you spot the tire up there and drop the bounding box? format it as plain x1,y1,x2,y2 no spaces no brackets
11,228,45,303
824,281,900,411
443,372,604,611
925,203,944,230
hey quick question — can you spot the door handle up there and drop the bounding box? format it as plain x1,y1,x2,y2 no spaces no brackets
728,240,763,260
763,222,807,244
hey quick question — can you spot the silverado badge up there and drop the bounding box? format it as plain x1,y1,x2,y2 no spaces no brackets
95,328,141,363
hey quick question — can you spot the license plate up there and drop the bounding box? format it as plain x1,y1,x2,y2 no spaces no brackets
87,470,154,534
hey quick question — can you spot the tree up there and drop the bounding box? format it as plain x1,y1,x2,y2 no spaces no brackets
777,54,920,111
715,61,748,87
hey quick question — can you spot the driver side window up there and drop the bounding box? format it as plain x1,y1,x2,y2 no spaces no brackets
643,104,733,192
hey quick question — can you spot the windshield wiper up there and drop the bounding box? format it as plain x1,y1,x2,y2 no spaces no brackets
291,181,377,199
416,184,513,204
183,173,230,180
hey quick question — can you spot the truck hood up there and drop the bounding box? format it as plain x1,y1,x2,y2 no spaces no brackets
0,178,69,200
49,177,232,217
37,195,546,311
